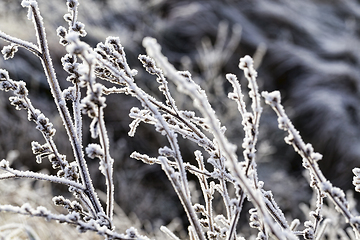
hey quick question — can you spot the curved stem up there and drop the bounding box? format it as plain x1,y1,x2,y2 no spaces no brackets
0,169,85,191
0,30,41,57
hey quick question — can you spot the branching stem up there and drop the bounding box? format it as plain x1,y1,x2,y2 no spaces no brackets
30,3,103,218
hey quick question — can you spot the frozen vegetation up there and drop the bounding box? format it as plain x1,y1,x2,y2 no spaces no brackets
1,0,360,239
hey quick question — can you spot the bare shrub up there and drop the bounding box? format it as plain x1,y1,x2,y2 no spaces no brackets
1,1,360,239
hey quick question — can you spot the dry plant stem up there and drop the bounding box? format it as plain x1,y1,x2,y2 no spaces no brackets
0,167,85,191
228,70,260,181
263,91,360,238
149,99,216,153
132,152,214,178
0,205,136,240
146,65,216,153
31,3,103,217
137,58,192,199
137,56,232,226
98,107,114,221
218,165,232,220
1,3,104,218
26,106,68,170
0,30,41,57
195,152,215,233
210,149,232,222
0,169,84,190
92,51,206,240
84,59,114,221
161,157,206,240
5,76,68,169
227,63,290,239
244,75,261,179
0,69,100,213
70,6,78,29
73,82,83,142
67,0,83,141
143,37,290,240
227,195,244,240
312,187,324,236
160,226,181,240
226,71,262,239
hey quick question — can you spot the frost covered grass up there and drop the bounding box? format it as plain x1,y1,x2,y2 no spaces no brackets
1,0,360,239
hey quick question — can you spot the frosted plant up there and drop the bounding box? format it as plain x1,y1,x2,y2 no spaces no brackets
1,0,360,240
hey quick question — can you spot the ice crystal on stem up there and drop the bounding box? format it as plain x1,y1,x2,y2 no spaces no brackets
1,44,18,60
262,90,360,238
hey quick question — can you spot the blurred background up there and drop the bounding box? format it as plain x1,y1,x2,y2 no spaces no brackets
1,0,360,238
